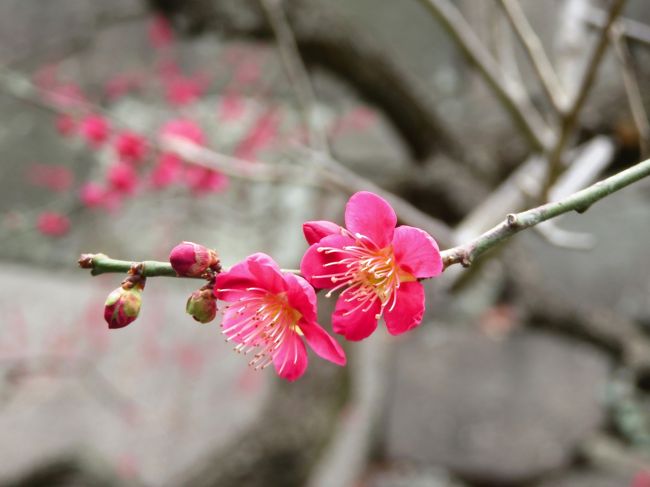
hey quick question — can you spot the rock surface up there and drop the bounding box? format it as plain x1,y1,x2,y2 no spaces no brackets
384,328,611,485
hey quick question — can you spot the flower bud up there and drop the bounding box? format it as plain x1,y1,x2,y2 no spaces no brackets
104,281,144,329
169,241,219,277
186,288,217,323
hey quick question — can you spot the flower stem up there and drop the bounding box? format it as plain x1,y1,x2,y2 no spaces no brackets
78,253,301,278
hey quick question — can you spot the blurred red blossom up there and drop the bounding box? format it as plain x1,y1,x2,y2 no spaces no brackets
36,211,70,237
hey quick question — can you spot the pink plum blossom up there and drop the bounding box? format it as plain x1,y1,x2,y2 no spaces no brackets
26,164,73,192
300,191,443,341
233,110,279,161
79,182,106,208
159,118,205,146
215,253,346,381
55,114,76,137
164,75,206,106
107,162,138,195
150,152,182,188
114,131,148,163
184,165,228,195
80,114,110,148
148,15,174,49
36,211,70,237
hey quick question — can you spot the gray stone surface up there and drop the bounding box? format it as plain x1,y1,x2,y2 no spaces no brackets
384,329,611,485
365,465,465,487
537,469,635,487
0,263,270,485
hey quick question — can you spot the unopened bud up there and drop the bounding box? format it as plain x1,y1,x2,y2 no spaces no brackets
169,241,219,277
186,288,217,323
104,274,145,329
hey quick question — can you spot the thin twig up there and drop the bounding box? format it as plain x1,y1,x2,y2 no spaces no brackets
497,0,567,113
417,0,554,151
258,0,329,154
611,23,650,158
78,253,301,277
543,0,627,197
584,7,650,47
442,156,650,268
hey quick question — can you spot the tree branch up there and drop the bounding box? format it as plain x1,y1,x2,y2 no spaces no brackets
417,0,554,151
442,156,650,268
497,0,567,113
543,0,627,196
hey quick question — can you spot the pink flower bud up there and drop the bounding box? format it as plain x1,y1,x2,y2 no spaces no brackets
169,241,219,277
186,288,217,323
104,283,144,329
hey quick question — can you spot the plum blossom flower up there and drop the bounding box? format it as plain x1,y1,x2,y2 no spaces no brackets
37,211,70,237
107,162,138,195
300,191,443,341
80,114,110,147
215,253,346,381
114,131,148,163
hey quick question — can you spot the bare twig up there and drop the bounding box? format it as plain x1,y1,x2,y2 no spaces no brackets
257,0,329,154
584,6,650,47
442,156,650,268
543,0,627,197
497,0,567,113
417,0,554,151
611,23,650,158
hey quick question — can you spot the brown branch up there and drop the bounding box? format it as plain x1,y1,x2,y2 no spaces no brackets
417,0,554,151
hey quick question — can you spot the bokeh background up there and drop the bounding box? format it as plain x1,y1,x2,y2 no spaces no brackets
2,0,650,486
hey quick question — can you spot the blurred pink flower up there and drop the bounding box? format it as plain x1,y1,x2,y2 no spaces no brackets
301,191,443,341
26,164,74,192
184,165,228,194
107,162,138,195
632,470,650,487
148,14,174,49
80,114,110,148
55,114,76,137
159,118,205,146
37,211,70,237
105,74,142,101
215,253,346,381
114,131,148,163
150,152,182,188
233,109,279,161
218,93,245,122
164,75,206,106
79,182,106,208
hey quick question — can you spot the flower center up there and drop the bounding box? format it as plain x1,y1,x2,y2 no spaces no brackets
315,232,413,319
221,289,301,370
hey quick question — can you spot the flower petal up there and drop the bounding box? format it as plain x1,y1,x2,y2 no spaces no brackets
300,319,346,366
300,234,356,290
273,331,308,381
303,220,342,245
246,253,287,294
344,191,396,248
285,273,318,323
392,225,443,278
383,281,425,335
332,296,380,341
214,259,256,301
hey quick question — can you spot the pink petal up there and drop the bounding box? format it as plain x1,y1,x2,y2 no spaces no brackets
392,225,443,278
344,191,396,248
215,259,257,301
247,253,287,294
285,273,318,323
300,319,346,366
303,220,343,245
300,234,356,290
383,281,425,335
332,297,380,341
273,331,308,381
